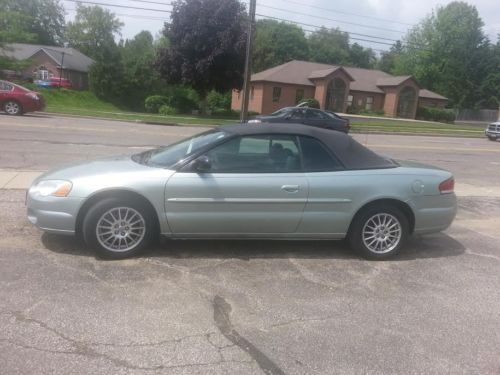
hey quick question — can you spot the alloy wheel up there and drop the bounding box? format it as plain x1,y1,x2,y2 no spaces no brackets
4,101,20,115
95,207,146,252
362,213,402,254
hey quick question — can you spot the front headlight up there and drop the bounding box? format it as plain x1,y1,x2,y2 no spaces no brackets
247,119,262,124
30,180,73,197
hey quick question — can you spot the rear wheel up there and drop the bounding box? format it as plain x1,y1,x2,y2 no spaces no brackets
349,205,409,260
488,136,497,141
4,100,23,115
82,198,155,259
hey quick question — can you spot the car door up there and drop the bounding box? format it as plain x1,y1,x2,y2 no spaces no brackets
302,109,327,128
165,134,308,236
294,135,355,237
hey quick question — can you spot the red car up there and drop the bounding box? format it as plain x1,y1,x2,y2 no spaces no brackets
0,80,45,115
49,77,72,89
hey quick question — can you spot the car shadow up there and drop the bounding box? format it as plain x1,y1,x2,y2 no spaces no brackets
41,232,466,261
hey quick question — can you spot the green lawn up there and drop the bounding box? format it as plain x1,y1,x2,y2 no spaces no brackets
36,88,484,136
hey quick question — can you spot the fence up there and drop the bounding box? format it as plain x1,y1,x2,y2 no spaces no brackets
455,108,499,123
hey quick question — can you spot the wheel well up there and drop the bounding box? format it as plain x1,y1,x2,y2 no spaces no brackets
348,199,415,235
75,190,160,236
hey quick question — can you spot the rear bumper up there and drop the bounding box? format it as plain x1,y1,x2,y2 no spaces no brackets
413,194,457,234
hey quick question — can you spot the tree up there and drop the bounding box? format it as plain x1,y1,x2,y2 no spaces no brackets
307,27,351,65
66,4,123,60
0,0,65,45
377,41,403,73
349,43,376,69
0,11,37,70
393,1,489,108
67,5,124,102
156,0,247,97
253,19,309,72
119,31,161,110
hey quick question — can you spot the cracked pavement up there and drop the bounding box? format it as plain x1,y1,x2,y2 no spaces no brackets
1,114,500,374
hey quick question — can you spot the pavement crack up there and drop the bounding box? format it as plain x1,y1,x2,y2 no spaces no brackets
213,295,285,375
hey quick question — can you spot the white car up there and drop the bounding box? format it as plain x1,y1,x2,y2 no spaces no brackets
485,121,500,141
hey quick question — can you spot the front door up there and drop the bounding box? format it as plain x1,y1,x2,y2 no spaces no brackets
165,135,308,236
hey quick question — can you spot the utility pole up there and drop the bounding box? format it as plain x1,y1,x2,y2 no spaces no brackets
240,0,256,123
59,50,65,88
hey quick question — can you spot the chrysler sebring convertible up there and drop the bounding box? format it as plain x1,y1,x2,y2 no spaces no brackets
27,123,457,260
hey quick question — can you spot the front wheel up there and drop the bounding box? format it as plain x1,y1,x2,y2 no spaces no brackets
487,136,497,141
4,100,23,115
349,205,409,260
82,198,156,259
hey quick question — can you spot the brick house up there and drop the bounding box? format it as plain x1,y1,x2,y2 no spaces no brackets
231,60,448,118
1,43,94,90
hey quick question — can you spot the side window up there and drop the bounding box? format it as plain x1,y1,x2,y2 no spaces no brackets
299,136,343,172
0,82,12,91
306,109,325,119
205,135,301,173
290,108,306,119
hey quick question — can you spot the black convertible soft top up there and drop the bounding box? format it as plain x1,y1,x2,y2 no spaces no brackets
218,123,396,170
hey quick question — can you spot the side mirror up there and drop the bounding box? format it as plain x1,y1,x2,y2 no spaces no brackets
191,155,211,173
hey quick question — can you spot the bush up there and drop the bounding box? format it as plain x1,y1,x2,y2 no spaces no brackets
359,109,385,116
416,106,456,123
206,90,231,112
298,98,320,109
159,105,178,115
145,95,169,113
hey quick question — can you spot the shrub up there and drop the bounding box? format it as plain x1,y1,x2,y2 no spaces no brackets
416,106,456,123
145,95,169,113
206,90,231,112
159,104,178,115
298,98,320,109
359,109,385,116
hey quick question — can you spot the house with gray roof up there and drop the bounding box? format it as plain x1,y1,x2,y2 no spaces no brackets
231,60,448,118
1,43,94,90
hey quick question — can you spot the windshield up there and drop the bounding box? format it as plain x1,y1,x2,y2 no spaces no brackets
133,130,228,168
270,108,293,116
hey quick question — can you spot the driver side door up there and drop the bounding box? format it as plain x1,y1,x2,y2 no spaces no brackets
165,134,309,237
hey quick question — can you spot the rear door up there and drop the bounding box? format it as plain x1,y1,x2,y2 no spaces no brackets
303,109,327,128
165,134,308,236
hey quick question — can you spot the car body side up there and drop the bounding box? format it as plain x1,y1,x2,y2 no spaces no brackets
27,156,456,240
0,80,45,113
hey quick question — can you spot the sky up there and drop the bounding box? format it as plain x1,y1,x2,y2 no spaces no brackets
62,0,500,53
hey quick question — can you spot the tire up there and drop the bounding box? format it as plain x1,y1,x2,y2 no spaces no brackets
82,197,156,259
487,136,497,141
3,100,23,116
348,204,409,260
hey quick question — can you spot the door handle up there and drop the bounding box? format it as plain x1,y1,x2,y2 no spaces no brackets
281,185,299,193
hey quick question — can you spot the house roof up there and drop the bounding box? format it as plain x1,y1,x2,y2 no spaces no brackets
2,43,94,73
251,60,445,99
419,89,448,100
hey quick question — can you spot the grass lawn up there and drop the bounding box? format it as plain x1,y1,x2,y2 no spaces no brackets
36,88,484,136
350,120,483,137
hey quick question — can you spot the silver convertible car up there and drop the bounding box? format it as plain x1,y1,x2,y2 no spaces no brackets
27,123,457,260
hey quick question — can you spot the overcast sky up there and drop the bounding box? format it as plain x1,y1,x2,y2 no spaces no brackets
63,0,500,52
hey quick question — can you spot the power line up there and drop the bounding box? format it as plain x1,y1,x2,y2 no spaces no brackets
256,14,398,46
256,0,415,27
63,0,172,13
255,3,406,34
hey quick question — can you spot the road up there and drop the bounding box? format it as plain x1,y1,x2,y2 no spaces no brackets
1,113,499,374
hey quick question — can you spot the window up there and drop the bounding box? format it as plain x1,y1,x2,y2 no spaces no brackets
299,136,342,172
306,109,328,119
347,95,353,107
272,87,281,102
365,96,374,110
290,108,307,119
295,89,304,104
205,135,300,173
250,85,254,100
0,81,13,91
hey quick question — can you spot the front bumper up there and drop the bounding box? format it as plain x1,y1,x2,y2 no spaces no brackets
27,190,83,235
485,130,500,138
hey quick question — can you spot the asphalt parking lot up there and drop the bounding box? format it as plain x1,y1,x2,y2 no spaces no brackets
1,114,499,374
